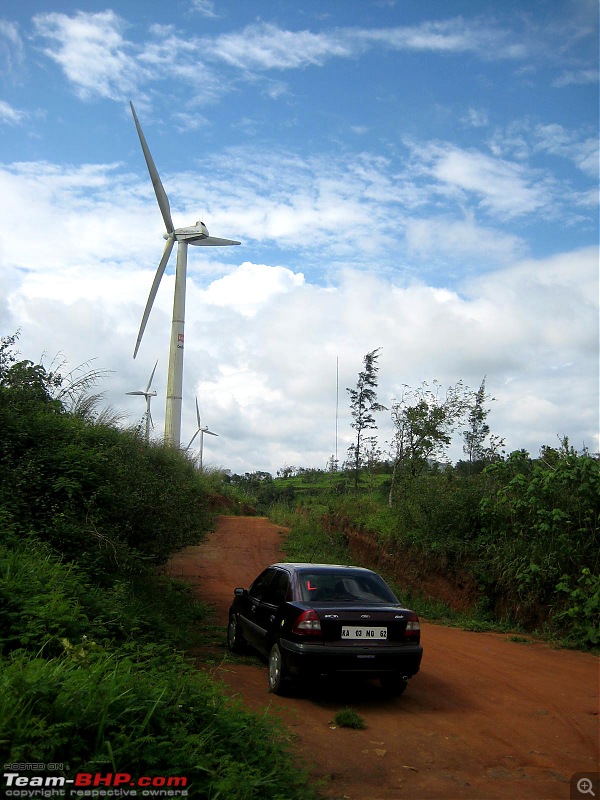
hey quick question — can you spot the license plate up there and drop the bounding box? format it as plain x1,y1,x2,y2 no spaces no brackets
341,626,387,640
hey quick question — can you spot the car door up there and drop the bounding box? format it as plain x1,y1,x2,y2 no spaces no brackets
240,568,277,651
250,569,291,657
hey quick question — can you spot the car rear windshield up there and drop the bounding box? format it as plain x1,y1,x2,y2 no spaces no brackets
298,571,398,604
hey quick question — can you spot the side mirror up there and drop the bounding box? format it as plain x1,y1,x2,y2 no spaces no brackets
234,587,248,597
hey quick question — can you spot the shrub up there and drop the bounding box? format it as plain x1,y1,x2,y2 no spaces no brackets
0,377,213,578
478,449,600,618
0,647,316,799
333,708,367,729
555,568,600,648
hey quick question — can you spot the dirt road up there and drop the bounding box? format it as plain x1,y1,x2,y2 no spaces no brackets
168,516,599,800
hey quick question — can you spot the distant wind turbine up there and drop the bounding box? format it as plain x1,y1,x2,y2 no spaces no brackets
126,360,158,441
186,397,218,470
129,102,240,447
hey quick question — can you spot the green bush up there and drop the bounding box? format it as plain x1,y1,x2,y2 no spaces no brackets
333,708,366,729
0,367,213,577
0,531,209,657
477,449,600,617
0,646,316,799
556,568,600,647
0,528,316,797
0,535,91,655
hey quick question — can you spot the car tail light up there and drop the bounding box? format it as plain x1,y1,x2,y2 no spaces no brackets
405,615,420,637
292,609,322,636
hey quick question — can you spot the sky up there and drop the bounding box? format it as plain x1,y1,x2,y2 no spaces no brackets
0,0,598,475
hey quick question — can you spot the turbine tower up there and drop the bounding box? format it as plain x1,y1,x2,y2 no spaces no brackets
186,397,218,470
129,102,240,447
126,360,158,442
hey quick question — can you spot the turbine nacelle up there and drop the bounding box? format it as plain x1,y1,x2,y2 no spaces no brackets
126,390,157,398
173,220,240,247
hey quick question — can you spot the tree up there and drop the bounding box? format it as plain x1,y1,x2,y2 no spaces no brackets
277,465,296,478
346,348,386,488
462,377,504,467
388,380,469,506
326,455,339,473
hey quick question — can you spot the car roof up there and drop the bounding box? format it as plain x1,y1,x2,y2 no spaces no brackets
269,562,375,574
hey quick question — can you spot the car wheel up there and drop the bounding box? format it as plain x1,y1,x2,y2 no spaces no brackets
380,673,408,697
268,643,290,695
227,613,247,654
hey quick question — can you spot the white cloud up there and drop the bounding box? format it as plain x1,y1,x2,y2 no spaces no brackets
405,215,526,267
0,161,161,271
414,143,551,218
33,11,144,101
205,17,533,75
0,100,24,125
202,262,305,316
488,120,599,179
553,68,598,88
209,22,353,71
0,20,25,81
171,111,210,132
532,124,599,178
190,1,218,19
29,12,541,109
462,108,489,128
356,18,528,60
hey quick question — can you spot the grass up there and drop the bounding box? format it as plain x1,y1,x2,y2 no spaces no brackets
271,506,352,566
0,532,320,800
507,635,533,644
332,708,367,729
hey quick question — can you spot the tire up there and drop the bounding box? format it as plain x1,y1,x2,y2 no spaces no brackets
380,673,408,697
268,643,291,695
227,613,247,654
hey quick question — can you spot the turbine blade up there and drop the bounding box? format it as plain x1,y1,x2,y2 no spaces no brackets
195,396,201,428
186,429,201,450
126,391,146,396
205,430,218,437
130,102,175,234
148,408,154,429
146,359,158,392
133,236,174,359
195,236,241,246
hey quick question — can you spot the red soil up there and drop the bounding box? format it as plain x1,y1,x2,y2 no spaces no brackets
168,515,599,800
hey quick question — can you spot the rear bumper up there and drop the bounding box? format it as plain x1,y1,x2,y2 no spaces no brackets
279,638,423,678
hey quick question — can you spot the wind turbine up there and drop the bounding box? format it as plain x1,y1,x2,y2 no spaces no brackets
129,101,240,447
126,360,158,442
186,397,218,470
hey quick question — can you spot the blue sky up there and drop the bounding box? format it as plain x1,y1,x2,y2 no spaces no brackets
1,0,598,473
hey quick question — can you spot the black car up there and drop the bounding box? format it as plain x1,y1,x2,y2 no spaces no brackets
227,562,423,696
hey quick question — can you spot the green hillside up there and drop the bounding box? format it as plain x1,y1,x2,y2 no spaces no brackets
0,335,316,799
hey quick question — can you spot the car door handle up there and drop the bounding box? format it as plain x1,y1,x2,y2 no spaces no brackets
269,614,275,623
